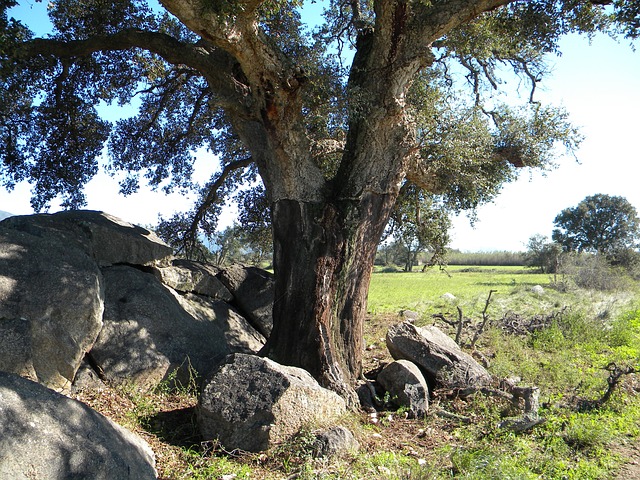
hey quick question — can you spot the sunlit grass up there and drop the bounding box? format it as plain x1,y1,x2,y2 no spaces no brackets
367,267,552,316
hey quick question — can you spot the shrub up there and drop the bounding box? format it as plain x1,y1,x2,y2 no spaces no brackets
559,253,630,291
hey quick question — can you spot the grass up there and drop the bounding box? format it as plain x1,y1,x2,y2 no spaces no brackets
73,266,640,479
367,266,554,316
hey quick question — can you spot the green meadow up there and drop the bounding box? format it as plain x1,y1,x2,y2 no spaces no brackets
367,266,551,316
360,266,640,480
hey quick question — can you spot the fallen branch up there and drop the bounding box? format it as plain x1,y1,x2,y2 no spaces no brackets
434,408,471,424
576,361,638,411
439,378,545,433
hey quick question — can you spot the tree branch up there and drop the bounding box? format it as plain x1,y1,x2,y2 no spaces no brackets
159,0,290,88
16,29,247,112
19,29,200,67
184,157,254,254
407,0,514,44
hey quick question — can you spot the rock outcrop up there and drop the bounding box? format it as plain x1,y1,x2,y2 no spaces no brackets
91,265,265,387
152,259,233,301
1,210,173,267
0,227,104,392
198,353,347,452
0,210,269,391
219,264,274,337
0,372,157,480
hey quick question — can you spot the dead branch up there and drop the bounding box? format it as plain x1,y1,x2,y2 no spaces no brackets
455,306,464,345
576,361,638,411
471,289,497,348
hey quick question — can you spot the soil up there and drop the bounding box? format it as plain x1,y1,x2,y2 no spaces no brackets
615,441,640,480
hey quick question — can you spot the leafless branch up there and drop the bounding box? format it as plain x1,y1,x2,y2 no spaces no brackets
183,157,254,255
471,289,497,348
576,361,638,411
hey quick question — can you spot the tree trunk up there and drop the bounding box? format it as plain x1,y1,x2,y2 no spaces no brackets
264,191,396,404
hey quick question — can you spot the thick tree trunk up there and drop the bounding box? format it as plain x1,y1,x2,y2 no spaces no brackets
264,192,397,404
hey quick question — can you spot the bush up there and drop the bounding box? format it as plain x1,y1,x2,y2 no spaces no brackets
609,247,640,278
559,253,630,291
380,265,402,273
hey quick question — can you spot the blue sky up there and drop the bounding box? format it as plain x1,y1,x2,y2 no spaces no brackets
450,33,640,251
3,3,639,251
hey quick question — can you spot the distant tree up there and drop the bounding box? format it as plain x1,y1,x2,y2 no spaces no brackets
385,185,450,271
210,225,244,266
525,234,563,273
206,223,272,266
552,194,640,257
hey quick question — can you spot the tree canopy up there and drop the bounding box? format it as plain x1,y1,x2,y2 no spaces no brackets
525,234,563,273
552,193,640,255
2,0,639,399
5,0,621,225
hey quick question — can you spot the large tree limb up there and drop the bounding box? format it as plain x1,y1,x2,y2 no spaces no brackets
406,0,514,48
19,29,203,68
159,0,291,89
15,29,248,112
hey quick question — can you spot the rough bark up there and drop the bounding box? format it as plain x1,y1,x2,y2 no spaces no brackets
266,192,395,403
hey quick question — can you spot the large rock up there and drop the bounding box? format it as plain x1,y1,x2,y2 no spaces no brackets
0,228,104,392
198,353,347,452
219,264,274,337
0,372,156,479
1,210,172,267
91,266,265,387
377,360,429,418
386,322,491,389
153,259,233,301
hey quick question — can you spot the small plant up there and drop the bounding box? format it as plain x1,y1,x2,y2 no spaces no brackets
563,413,615,450
154,356,201,398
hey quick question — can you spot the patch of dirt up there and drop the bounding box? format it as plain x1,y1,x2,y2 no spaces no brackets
614,441,640,480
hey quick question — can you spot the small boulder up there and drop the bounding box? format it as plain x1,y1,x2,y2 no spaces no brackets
399,310,420,322
71,358,106,393
530,285,544,295
313,426,359,459
0,371,157,479
197,353,347,452
219,264,274,337
377,360,429,418
386,322,491,389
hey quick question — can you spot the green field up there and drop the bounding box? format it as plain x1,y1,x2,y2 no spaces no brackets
368,266,552,316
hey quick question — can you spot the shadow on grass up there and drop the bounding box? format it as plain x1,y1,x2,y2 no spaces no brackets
144,406,203,449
